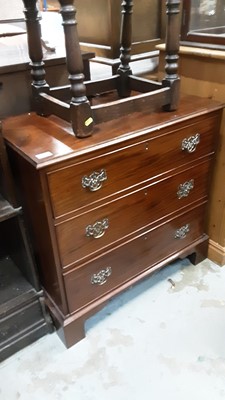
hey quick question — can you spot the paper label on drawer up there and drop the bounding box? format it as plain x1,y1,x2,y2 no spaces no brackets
35,151,53,159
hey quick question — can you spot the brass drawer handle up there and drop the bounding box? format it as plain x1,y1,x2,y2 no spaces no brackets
91,266,112,285
86,218,109,238
82,169,107,191
177,179,194,199
181,133,200,153
175,224,190,239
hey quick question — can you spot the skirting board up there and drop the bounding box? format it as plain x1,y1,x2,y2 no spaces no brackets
208,239,225,267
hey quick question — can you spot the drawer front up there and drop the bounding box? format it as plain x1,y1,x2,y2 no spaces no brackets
47,115,218,218
64,203,207,313
56,161,211,268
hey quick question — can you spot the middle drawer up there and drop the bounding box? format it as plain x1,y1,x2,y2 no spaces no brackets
55,160,211,268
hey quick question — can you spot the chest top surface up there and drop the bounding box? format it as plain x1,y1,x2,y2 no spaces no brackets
2,95,224,169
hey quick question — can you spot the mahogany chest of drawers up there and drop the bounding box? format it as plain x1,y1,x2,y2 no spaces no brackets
2,95,223,347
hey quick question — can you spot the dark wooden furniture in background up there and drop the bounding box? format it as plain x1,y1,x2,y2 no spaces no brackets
1,0,221,349
40,0,166,60
76,0,166,74
3,96,223,347
0,10,93,358
0,0,176,356
181,0,225,50
0,123,53,362
22,0,181,139
0,32,94,118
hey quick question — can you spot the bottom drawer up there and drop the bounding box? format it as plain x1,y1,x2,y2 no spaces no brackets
64,203,207,314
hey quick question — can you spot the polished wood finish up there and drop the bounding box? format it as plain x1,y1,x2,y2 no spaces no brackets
157,44,225,265
47,112,218,218
56,160,211,268
64,202,207,314
3,95,223,347
4,95,220,165
21,0,181,138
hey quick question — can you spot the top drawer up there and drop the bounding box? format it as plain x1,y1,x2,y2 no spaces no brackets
47,114,218,218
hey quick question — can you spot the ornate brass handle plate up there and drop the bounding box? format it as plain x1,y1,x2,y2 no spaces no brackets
91,266,112,285
177,179,194,199
82,169,107,191
181,133,200,153
86,218,109,238
174,224,190,239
